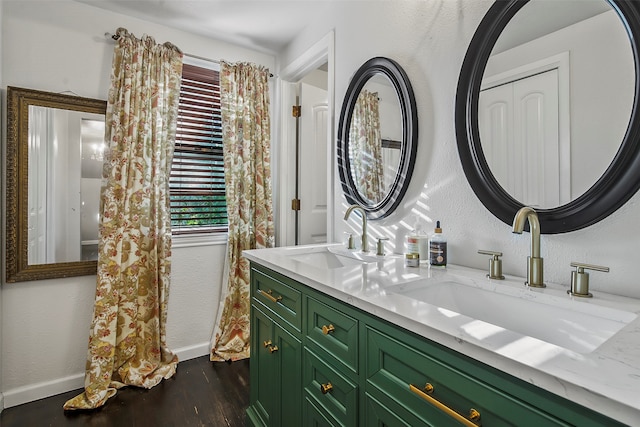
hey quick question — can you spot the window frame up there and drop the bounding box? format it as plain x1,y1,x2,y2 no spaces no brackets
170,57,228,241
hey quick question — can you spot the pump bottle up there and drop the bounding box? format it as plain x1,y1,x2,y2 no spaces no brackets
429,220,447,267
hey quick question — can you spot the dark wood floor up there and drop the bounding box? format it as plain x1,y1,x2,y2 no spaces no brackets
1,356,250,427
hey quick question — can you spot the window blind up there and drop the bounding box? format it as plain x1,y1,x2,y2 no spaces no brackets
170,62,227,233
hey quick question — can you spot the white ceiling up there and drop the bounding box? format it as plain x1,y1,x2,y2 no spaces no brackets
76,0,335,54
76,0,615,56
493,0,612,54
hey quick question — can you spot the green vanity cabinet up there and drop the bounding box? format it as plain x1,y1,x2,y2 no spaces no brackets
247,268,303,427
246,263,625,427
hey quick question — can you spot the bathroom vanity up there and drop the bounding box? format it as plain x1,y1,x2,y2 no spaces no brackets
244,244,640,426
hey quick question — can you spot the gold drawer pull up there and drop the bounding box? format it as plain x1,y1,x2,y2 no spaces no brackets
267,345,279,354
410,383,481,427
258,289,282,304
322,324,335,335
263,340,272,348
320,382,333,394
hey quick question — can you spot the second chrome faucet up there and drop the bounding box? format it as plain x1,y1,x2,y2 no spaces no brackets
512,206,546,288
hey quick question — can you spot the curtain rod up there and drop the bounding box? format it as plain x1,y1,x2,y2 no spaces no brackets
104,32,274,78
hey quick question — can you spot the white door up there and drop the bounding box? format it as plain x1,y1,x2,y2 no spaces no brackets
298,82,328,244
479,69,563,208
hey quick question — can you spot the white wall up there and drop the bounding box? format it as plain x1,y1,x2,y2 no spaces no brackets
282,0,640,300
0,0,274,408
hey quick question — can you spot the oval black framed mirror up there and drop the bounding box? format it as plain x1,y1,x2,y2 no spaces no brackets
338,57,418,220
456,0,640,233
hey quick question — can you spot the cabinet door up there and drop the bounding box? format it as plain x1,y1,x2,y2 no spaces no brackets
249,304,302,427
275,322,303,426
248,305,278,426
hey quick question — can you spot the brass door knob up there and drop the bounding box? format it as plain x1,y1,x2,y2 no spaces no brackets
320,382,333,394
322,324,335,335
263,340,272,348
267,345,279,354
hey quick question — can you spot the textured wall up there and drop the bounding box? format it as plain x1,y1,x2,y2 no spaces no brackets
282,0,640,300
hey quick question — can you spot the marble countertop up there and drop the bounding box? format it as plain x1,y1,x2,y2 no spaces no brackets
244,244,640,426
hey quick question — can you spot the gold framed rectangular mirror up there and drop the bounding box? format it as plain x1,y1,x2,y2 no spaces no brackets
6,86,107,282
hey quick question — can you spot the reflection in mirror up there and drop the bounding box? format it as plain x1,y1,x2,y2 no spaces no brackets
478,0,634,209
338,57,417,220
456,0,640,234
347,73,402,204
27,107,104,264
80,118,105,261
7,86,106,282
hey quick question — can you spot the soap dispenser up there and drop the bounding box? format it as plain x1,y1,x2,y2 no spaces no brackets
429,221,447,267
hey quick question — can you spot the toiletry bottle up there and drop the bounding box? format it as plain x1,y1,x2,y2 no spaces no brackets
406,218,420,256
429,221,447,267
417,225,430,264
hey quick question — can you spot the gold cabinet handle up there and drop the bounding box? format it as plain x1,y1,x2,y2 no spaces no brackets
258,289,282,304
320,382,333,394
263,340,272,348
322,324,335,335
267,345,279,354
410,383,481,427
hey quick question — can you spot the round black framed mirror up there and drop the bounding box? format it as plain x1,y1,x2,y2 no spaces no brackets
338,57,418,220
456,0,640,233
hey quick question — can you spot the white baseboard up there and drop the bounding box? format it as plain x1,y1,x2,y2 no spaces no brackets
2,342,210,409
175,341,210,362
3,372,85,409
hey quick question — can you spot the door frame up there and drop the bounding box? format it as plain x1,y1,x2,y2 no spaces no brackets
276,31,335,247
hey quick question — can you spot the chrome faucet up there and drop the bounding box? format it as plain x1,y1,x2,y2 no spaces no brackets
344,204,368,253
512,206,545,288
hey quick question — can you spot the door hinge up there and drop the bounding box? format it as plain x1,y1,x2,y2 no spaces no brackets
292,105,301,118
291,198,301,211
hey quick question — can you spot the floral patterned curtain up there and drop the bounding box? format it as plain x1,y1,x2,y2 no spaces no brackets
349,90,384,202
210,61,274,362
64,28,183,410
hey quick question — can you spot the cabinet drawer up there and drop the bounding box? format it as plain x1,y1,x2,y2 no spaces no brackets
305,296,358,374
365,326,567,427
304,397,337,427
303,348,358,427
364,392,426,427
252,266,302,332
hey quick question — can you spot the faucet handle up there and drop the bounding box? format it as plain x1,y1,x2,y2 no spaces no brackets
478,250,505,280
568,262,609,298
376,237,389,256
345,233,355,250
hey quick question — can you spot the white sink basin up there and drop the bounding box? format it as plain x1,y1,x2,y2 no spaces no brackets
289,250,366,269
390,278,637,354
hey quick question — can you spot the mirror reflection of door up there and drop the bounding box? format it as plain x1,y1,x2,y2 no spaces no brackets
480,68,564,208
479,0,634,209
298,66,329,245
27,106,104,264
80,118,106,261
